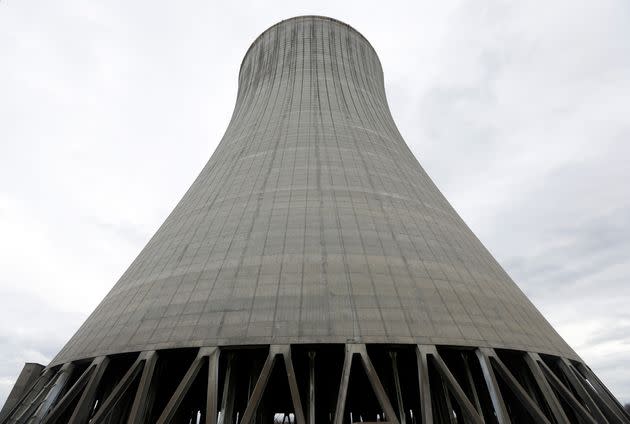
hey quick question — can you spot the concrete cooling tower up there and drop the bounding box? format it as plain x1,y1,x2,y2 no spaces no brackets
2,15,628,424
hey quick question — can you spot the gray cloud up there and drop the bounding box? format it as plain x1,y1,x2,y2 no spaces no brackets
1,0,629,407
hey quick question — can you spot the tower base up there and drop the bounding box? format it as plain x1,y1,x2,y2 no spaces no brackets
2,344,629,423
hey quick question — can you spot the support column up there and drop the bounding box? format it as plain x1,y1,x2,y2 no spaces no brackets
567,362,628,424
240,347,277,424
334,344,398,424
356,345,398,424
41,363,96,424
439,377,456,424
127,350,158,424
20,365,73,423
535,357,597,424
425,346,483,424
476,348,511,424
487,353,550,423
555,358,607,423
90,354,148,424
524,353,569,424
389,352,406,424
219,354,236,424
156,347,216,424
237,345,305,424
3,367,55,422
415,345,433,424
575,362,630,421
68,356,110,424
333,346,353,424
206,349,220,424
461,352,483,415
308,351,316,424
0,363,44,422
280,346,305,424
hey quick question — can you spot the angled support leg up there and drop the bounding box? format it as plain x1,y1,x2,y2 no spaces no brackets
240,347,277,424
206,349,220,424
355,345,399,424
90,352,152,424
524,353,569,424
218,354,236,424
567,363,628,424
18,366,72,423
572,362,630,423
486,352,550,424
1,367,53,423
333,345,354,424
476,348,511,424
416,345,433,424
308,351,316,424
237,345,305,424
41,363,95,424
439,376,456,424
68,356,110,424
156,347,216,424
389,352,406,424
333,344,405,424
279,346,306,424
461,352,483,416
555,358,608,423
426,347,483,424
535,358,597,424
127,351,158,424
575,363,630,421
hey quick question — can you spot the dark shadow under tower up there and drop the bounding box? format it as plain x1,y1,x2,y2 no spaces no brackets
2,15,628,424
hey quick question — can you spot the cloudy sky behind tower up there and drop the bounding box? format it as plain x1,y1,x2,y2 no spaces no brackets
1,0,629,407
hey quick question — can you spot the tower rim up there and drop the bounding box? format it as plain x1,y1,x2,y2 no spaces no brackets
238,15,382,78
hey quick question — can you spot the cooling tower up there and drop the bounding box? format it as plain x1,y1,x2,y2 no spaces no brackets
2,15,628,424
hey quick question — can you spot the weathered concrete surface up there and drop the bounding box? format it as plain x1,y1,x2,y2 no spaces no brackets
51,16,576,365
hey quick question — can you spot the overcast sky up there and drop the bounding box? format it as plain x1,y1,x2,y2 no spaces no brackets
1,0,629,407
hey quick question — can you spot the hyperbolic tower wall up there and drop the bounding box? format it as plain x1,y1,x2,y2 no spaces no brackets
3,15,628,424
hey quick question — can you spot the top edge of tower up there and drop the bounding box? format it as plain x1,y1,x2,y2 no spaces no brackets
239,15,382,77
